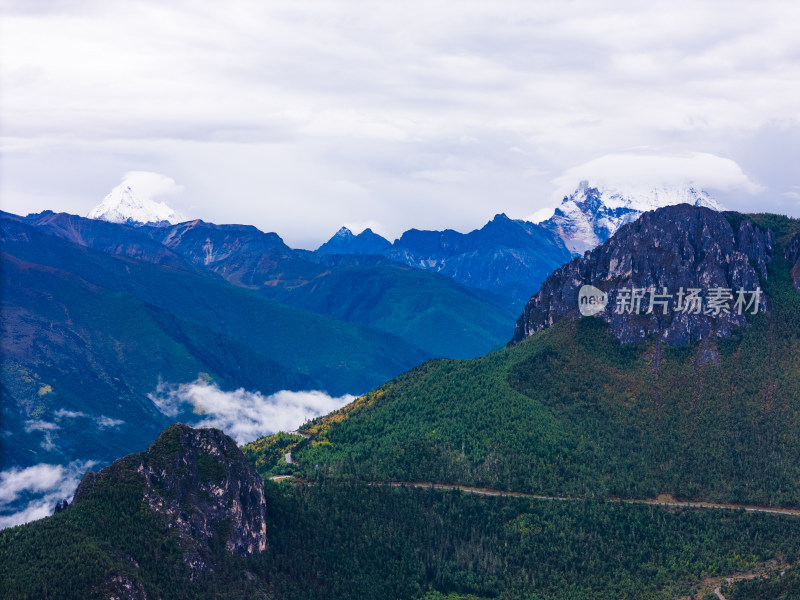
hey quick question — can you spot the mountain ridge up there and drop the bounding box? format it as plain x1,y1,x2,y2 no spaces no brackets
317,226,391,255
314,183,724,302
4,202,800,599
1,212,430,478
318,212,574,302
261,205,800,509
145,217,521,359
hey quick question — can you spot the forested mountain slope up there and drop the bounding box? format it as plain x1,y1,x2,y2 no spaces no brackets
5,425,800,600
17,211,521,360
150,218,521,358
1,214,427,470
264,208,800,508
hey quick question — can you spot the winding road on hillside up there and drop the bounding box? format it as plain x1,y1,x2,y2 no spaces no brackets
270,471,800,519
379,482,800,517
279,425,800,519
274,440,794,599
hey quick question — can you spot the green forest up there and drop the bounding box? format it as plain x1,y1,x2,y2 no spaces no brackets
5,477,800,600
3,213,800,599
265,215,800,509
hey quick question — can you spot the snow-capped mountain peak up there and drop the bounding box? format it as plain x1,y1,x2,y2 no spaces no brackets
590,181,722,212
541,181,724,254
87,173,185,226
334,226,354,238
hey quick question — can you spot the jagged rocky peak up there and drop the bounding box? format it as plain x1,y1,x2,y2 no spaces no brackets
335,225,353,238
317,225,391,255
72,424,267,579
540,180,724,254
513,205,775,346
87,173,185,226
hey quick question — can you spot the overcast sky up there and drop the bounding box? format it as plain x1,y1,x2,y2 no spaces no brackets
2,0,798,248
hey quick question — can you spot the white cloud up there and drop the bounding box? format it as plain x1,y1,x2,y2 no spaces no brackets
118,171,184,201
551,151,763,201
411,169,474,184
0,460,98,530
149,380,355,444
52,409,124,430
24,420,59,432
96,416,124,429
1,1,798,241
54,409,87,418
40,434,56,452
527,206,556,224
0,464,65,504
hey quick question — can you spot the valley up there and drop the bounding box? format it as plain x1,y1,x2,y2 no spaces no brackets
5,3,799,598
2,204,800,600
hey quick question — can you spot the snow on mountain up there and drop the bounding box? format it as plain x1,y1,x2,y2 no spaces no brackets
540,181,724,254
597,182,722,212
87,172,185,226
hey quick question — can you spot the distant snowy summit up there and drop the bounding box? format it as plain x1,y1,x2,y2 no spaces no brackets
540,181,724,254
87,173,185,226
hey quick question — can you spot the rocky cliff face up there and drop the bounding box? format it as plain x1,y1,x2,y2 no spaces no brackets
787,230,800,290
73,424,267,579
513,205,776,346
147,219,324,292
151,219,290,267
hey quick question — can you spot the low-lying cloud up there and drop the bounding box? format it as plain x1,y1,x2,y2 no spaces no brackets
24,420,60,433
0,460,97,529
96,416,124,429
149,380,355,444
53,409,86,418
118,171,184,201
52,410,124,430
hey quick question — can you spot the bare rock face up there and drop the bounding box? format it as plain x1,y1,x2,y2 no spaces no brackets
106,574,148,600
73,424,267,579
512,205,776,346
787,230,800,290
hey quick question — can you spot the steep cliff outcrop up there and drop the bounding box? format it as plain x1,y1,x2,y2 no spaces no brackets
73,424,267,579
513,205,776,346
787,230,800,290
